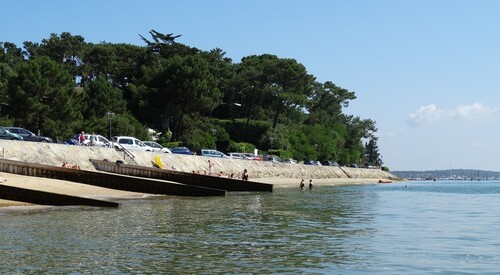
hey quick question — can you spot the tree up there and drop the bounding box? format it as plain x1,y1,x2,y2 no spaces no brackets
235,54,314,128
140,29,198,58
0,42,24,68
0,31,386,165
9,57,83,140
82,76,127,118
142,54,222,140
340,116,377,164
365,136,382,166
306,81,356,126
23,32,86,81
266,57,314,128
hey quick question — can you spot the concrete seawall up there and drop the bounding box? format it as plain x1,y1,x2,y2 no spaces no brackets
0,140,398,181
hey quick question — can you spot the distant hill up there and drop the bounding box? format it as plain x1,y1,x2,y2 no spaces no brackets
392,169,500,180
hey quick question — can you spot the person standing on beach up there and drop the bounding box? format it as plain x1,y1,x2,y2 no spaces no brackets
90,132,97,146
79,131,85,146
300,179,305,189
208,159,214,175
242,169,249,181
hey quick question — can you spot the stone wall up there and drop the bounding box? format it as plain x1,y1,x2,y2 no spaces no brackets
0,140,397,180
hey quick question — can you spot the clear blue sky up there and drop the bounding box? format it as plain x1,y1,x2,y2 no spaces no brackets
3,0,500,171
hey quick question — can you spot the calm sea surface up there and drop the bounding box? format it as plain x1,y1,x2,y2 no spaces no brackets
1,180,500,274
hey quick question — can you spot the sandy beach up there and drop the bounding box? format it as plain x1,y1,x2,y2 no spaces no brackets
0,172,384,207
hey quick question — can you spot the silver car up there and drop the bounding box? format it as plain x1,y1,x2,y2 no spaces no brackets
142,141,172,153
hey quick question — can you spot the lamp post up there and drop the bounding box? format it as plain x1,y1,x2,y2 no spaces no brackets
106,111,115,140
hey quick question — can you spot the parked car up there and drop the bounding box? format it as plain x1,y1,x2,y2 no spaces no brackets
142,141,172,153
282,158,297,164
304,160,322,166
170,146,192,155
321,160,340,167
263,154,281,162
228,152,247,159
0,127,23,140
196,149,229,158
112,136,154,152
243,153,262,161
5,127,52,142
70,133,110,147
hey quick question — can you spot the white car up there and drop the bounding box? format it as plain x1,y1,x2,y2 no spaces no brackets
112,136,154,152
142,141,172,153
73,133,110,147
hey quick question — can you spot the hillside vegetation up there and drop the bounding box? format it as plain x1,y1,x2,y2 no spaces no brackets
0,30,383,166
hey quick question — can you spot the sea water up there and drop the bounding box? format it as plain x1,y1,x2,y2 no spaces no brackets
1,181,500,274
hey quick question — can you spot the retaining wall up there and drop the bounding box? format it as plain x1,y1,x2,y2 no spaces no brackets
0,140,397,180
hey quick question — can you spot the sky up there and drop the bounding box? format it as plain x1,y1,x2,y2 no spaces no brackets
3,0,500,171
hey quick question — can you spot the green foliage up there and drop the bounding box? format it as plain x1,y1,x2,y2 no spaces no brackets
139,54,222,140
82,76,127,118
222,119,270,147
267,149,292,159
9,56,83,140
228,141,256,153
156,130,172,145
365,136,382,166
112,113,149,140
0,31,381,163
0,116,13,127
259,125,291,151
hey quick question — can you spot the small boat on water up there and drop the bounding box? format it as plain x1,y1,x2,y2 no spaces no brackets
378,179,393,183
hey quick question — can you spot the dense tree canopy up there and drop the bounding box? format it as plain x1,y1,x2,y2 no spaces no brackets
0,30,383,166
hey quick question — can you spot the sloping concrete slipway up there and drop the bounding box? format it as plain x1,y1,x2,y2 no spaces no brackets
0,140,397,181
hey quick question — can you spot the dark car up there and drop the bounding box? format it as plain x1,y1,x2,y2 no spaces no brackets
0,127,23,140
170,146,192,155
320,161,340,167
304,160,322,166
4,127,53,142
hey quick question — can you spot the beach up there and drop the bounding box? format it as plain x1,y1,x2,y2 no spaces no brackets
0,140,397,207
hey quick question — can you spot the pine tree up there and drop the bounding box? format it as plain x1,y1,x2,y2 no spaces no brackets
365,136,382,166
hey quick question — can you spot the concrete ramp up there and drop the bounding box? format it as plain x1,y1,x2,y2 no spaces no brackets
0,158,225,197
90,159,273,192
0,184,119,207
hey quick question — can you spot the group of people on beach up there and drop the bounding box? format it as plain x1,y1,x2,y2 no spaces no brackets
300,178,314,190
196,159,249,181
77,131,99,146
61,161,80,170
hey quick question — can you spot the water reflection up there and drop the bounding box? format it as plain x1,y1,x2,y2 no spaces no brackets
0,185,379,273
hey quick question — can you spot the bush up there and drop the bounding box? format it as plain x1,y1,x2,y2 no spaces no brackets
228,141,256,153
